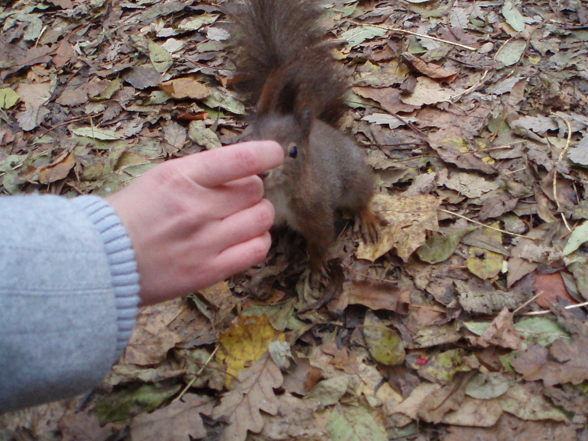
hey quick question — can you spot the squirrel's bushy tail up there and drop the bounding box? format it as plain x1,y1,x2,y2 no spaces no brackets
229,0,347,125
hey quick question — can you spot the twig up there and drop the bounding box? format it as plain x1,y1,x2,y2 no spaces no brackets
521,300,588,316
440,208,536,240
346,19,477,51
513,291,543,315
550,112,574,232
172,346,226,402
452,70,489,102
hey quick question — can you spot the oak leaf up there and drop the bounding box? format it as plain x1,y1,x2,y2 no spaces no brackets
212,352,283,441
130,394,213,441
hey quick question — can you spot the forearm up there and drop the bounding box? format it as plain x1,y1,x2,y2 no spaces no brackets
0,195,140,412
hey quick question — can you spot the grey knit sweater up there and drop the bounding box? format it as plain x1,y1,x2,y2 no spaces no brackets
0,195,140,412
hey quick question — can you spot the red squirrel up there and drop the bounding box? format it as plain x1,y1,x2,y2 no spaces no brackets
229,0,380,281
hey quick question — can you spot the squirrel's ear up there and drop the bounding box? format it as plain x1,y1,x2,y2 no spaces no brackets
257,69,298,115
295,106,313,139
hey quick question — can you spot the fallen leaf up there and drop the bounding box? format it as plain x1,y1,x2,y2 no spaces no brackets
307,375,350,408
130,394,213,441
466,223,504,280
38,152,76,184
122,298,185,366
495,39,527,67
428,129,497,174
357,193,441,262
327,404,388,441
331,280,409,313
159,76,210,100
212,353,283,441
401,76,461,106
71,126,122,141
149,41,172,73
340,25,387,48
163,120,187,154
125,65,162,90
444,414,576,441
15,82,53,131
474,308,523,350
456,279,527,314
402,52,458,81
95,383,182,424
363,311,405,366
216,315,285,386
512,333,588,387
501,1,526,32
533,272,575,308
563,220,588,255
499,383,568,422
188,120,221,149
0,88,19,109
417,226,475,264
417,349,474,384
465,372,511,400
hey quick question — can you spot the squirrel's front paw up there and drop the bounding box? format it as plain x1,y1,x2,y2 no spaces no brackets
356,207,386,244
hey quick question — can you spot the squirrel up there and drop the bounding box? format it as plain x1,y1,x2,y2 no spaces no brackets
228,0,380,283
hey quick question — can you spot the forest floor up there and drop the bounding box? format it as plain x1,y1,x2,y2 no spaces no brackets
1,0,588,440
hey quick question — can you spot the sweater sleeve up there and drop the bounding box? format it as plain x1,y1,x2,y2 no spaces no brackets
0,194,140,412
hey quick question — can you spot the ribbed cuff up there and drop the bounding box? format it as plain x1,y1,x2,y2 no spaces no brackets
71,195,140,355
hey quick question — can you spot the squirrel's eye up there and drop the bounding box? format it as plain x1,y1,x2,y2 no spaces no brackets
288,145,298,158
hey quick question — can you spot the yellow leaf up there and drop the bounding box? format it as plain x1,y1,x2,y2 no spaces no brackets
0,88,19,109
216,315,284,387
466,223,504,279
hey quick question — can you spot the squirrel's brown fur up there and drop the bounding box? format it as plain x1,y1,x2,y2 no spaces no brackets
229,0,379,280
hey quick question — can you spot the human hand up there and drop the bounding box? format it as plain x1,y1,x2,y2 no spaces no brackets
107,141,283,305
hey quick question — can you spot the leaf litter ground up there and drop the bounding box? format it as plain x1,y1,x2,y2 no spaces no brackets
1,0,588,440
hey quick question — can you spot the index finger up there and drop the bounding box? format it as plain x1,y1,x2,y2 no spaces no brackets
186,141,284,187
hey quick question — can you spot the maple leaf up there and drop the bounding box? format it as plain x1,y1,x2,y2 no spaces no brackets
212,352,284,441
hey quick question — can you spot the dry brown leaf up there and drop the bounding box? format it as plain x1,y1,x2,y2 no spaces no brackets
212,352,283,441
443,414,576,441
512,334,588,387
441,396,503,427
163,120,187,155
357,193,441,262
53,40,75,68
400,76,461,106
130,394,213,441
15,82,53,131
388,382,441,427
122,298,185,366
59,410,118,441
329,280,409,313
428,129,497,175
282,357,322,395
353,86,417,114
417,378,468,424
474,308,523,350
159,76,210,100
38,152,76,184
533,273,575,308
56,85,89,106
507,257,537,288
402,53,458,82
